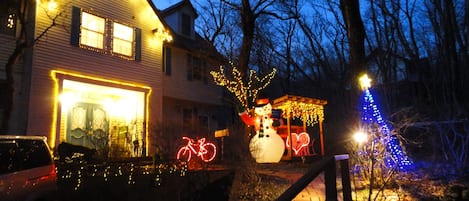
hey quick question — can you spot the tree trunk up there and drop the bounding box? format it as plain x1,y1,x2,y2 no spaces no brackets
1,42,26,133
340,0,367,80
238,0,255,75
339,0,367,136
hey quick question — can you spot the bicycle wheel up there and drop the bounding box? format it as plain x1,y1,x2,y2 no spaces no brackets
200,143,216,162
177,147,191,162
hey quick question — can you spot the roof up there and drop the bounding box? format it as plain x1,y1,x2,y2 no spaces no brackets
272,94,327,126
160,0,225,61
168,32,223,59
146,0,172,32
273,94,328,106
159,0,198,18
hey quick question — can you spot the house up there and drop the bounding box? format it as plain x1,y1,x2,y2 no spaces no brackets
158,0,229,154
0,0,172,158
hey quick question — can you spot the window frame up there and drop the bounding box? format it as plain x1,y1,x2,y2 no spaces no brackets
163,46,172,76
186,54,207,83
111,21,135,58
79,11,106,51
181,13,191,37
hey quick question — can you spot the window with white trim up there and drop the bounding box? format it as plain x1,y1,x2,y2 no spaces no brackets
80,12,105,49
112,22,134,57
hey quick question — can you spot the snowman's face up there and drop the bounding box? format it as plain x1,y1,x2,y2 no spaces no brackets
255,103,272,116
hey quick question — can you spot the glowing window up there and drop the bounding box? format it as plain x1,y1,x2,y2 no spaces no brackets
80,12,105,49
112,22,134,56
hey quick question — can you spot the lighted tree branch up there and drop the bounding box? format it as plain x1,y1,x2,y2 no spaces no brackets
210,65,276,110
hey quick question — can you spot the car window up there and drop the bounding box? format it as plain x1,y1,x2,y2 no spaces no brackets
0,139,52,175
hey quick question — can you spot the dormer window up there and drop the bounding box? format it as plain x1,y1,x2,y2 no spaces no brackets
181,13,191,37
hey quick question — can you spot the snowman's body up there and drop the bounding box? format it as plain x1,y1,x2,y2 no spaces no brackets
240,103,285,163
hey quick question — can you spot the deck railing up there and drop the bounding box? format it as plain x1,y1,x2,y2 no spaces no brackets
276,154,352,201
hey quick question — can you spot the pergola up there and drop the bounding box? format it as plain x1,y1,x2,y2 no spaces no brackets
272,94,327,158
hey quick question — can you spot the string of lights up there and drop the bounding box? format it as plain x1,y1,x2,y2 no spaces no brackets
210,65,276,110
275,101,325,126
56,161,188,191
361,88,414,171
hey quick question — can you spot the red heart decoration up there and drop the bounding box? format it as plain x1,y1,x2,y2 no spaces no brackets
286,132,310,155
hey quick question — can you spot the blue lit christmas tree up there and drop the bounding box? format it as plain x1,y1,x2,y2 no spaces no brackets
359,74,414,171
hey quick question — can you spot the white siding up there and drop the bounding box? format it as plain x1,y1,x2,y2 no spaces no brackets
162,47,224,105
28,0,165,151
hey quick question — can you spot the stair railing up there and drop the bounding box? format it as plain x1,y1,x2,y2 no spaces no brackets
276,154,352,201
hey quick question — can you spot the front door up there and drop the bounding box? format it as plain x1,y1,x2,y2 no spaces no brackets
67,102,109,157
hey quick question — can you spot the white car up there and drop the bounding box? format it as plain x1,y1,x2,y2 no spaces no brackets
0,135,58,201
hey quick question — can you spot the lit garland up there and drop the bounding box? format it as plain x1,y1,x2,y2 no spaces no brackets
56,160,188,191
210,65,276,110
275,101,325,126
361,88,414,171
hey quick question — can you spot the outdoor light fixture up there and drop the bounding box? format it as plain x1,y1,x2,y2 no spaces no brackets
47,0,57,10
152,28,173,42
38,0,58,11
7,14,15,29
353,131,367,144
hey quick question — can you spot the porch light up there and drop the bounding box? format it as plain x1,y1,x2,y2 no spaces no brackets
47,0,57,10
38,0,58,11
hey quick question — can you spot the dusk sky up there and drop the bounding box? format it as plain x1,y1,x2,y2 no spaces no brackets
153,0,181,9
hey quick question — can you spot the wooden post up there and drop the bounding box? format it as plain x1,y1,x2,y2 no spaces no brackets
287,111,292,159
341,159,352,201
319,118,325,156
325,158,337,201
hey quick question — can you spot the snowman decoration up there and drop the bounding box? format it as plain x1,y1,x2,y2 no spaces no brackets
239,98,285,163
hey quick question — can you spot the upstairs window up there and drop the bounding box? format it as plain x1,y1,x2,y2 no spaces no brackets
181,13,191,37
80,12,105,49
186,54,207,83
163,47,172,75
112,22,134,57
70,6,141,61
192,57,202,80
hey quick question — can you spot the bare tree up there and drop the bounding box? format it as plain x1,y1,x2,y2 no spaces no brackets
218,0,297,74
1,0,67,133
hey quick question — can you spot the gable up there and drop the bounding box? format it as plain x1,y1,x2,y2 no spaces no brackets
160,0,196,39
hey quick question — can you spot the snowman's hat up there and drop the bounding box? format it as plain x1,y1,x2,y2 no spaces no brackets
255,98,270,107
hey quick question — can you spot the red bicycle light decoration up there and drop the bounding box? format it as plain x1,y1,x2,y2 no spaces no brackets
177,137,217,162
286,132,310,155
